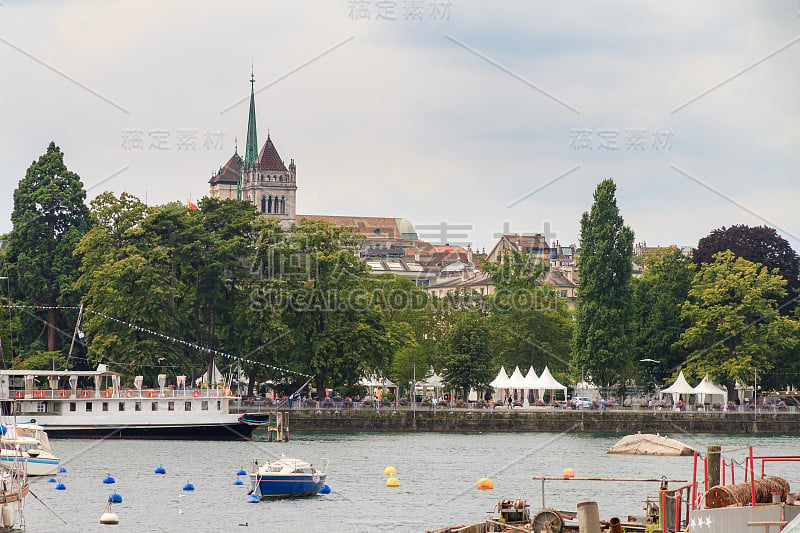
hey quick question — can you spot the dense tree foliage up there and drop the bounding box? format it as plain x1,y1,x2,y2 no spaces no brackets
677,251,799,393
694,225,800,312
6,142,91,354
485,249,574,374
572,179,635,387
441,311,492,398
9,150,800,397
631,249,694,387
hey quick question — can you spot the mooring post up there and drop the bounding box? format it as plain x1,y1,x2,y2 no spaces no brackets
576,501,601,533
707,445,721,489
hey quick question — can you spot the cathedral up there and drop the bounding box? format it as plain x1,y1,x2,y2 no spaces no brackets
208,71,297,229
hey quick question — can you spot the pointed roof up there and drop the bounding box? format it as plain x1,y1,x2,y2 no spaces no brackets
523,366,540,388
489,366,510,388
257,135,287,171
508,366,526,388
693,375,726,397
209,150,243,185
536,366,567,390
244,69,258,167
661,370,695,394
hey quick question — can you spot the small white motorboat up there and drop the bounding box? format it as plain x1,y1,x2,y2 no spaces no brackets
249,455,328,498
0,423,60,476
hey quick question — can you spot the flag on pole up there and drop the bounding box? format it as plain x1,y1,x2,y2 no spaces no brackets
188,199,199,210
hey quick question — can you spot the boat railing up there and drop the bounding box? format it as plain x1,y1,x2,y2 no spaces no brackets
9,387,237,400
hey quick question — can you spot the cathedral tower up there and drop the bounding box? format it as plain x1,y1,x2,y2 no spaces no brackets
218,69,297,229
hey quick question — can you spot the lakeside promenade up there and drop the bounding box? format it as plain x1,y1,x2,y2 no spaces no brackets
235,404,800,434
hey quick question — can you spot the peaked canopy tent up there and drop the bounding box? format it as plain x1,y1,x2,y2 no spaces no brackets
535,366,568,402
522,367,540,406
414,367,444,398
693,376,727,406
360,374,397,400
660,370,696,406
489,366,511,402
507,366,526,403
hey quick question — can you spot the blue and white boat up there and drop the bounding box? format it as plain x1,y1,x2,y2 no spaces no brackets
249,455,328,498
0,423,60,476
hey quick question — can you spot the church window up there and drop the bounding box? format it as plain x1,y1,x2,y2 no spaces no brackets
261,196,266,213
268,196,273,214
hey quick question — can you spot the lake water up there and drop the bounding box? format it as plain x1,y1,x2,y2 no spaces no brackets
24,431,800,532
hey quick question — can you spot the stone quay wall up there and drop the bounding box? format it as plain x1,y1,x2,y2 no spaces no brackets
279,408,800,434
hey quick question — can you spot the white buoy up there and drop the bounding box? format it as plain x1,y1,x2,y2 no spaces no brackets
100,512,120,525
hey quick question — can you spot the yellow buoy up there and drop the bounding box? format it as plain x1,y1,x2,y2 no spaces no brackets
477,477,494,490
386,476,400,487
383,466,397,476
562,468,575,479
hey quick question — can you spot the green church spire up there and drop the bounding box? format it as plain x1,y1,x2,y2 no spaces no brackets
244,67,258,168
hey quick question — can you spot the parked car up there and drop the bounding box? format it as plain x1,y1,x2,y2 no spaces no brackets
572,397,593,409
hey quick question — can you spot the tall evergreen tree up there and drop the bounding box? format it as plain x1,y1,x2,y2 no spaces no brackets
6,143,91,354
571,179,635,387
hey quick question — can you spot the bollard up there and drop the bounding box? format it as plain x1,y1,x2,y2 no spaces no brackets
706,445,721,489
609,517,623,533
576,501,602,533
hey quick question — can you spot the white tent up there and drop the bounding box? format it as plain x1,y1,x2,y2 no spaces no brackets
360,374,397,399
535,366,568,402
507,366,526,402
693,375,727,406
660,370,696,406
415,367,444,398
522,367,540,406
489,366,511,401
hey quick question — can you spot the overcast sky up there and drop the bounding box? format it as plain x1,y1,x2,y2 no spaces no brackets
2,1,799,252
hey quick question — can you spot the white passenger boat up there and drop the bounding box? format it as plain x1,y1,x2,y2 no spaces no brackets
0,423,60,476
250,456,328,498
0,366,254,440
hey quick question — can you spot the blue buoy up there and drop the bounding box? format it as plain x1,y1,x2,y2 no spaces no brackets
47,478,57,483
109,493,123,503
232,479,244,486
55,483,66,491
103,476,116,484
182,483,195,491
319,484,331,494
0,425,6,436
58,467,67,473
154,467,166,474
246,494,260,503
236,469,247,476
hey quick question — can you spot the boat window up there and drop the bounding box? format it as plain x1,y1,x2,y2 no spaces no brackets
151,402,158,411
86,402,93,412
37,402,46,413
118,402,125,412
102,402,109,412
168,401,174,411
135,401,142,412
184,401,192,411
201,401,208,411
69,402,76,412
216,401,221,411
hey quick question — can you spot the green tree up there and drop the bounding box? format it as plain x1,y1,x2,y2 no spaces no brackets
6,142,91,354
281,219,392,396
485,249,574,374
631,249,694,387
571,179,635,387
441,311,492,399
676,250,799,393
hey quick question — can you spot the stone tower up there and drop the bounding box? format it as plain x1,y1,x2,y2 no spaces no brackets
238,69,297,229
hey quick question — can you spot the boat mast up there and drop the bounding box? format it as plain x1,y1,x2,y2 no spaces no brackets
66,303,84,369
